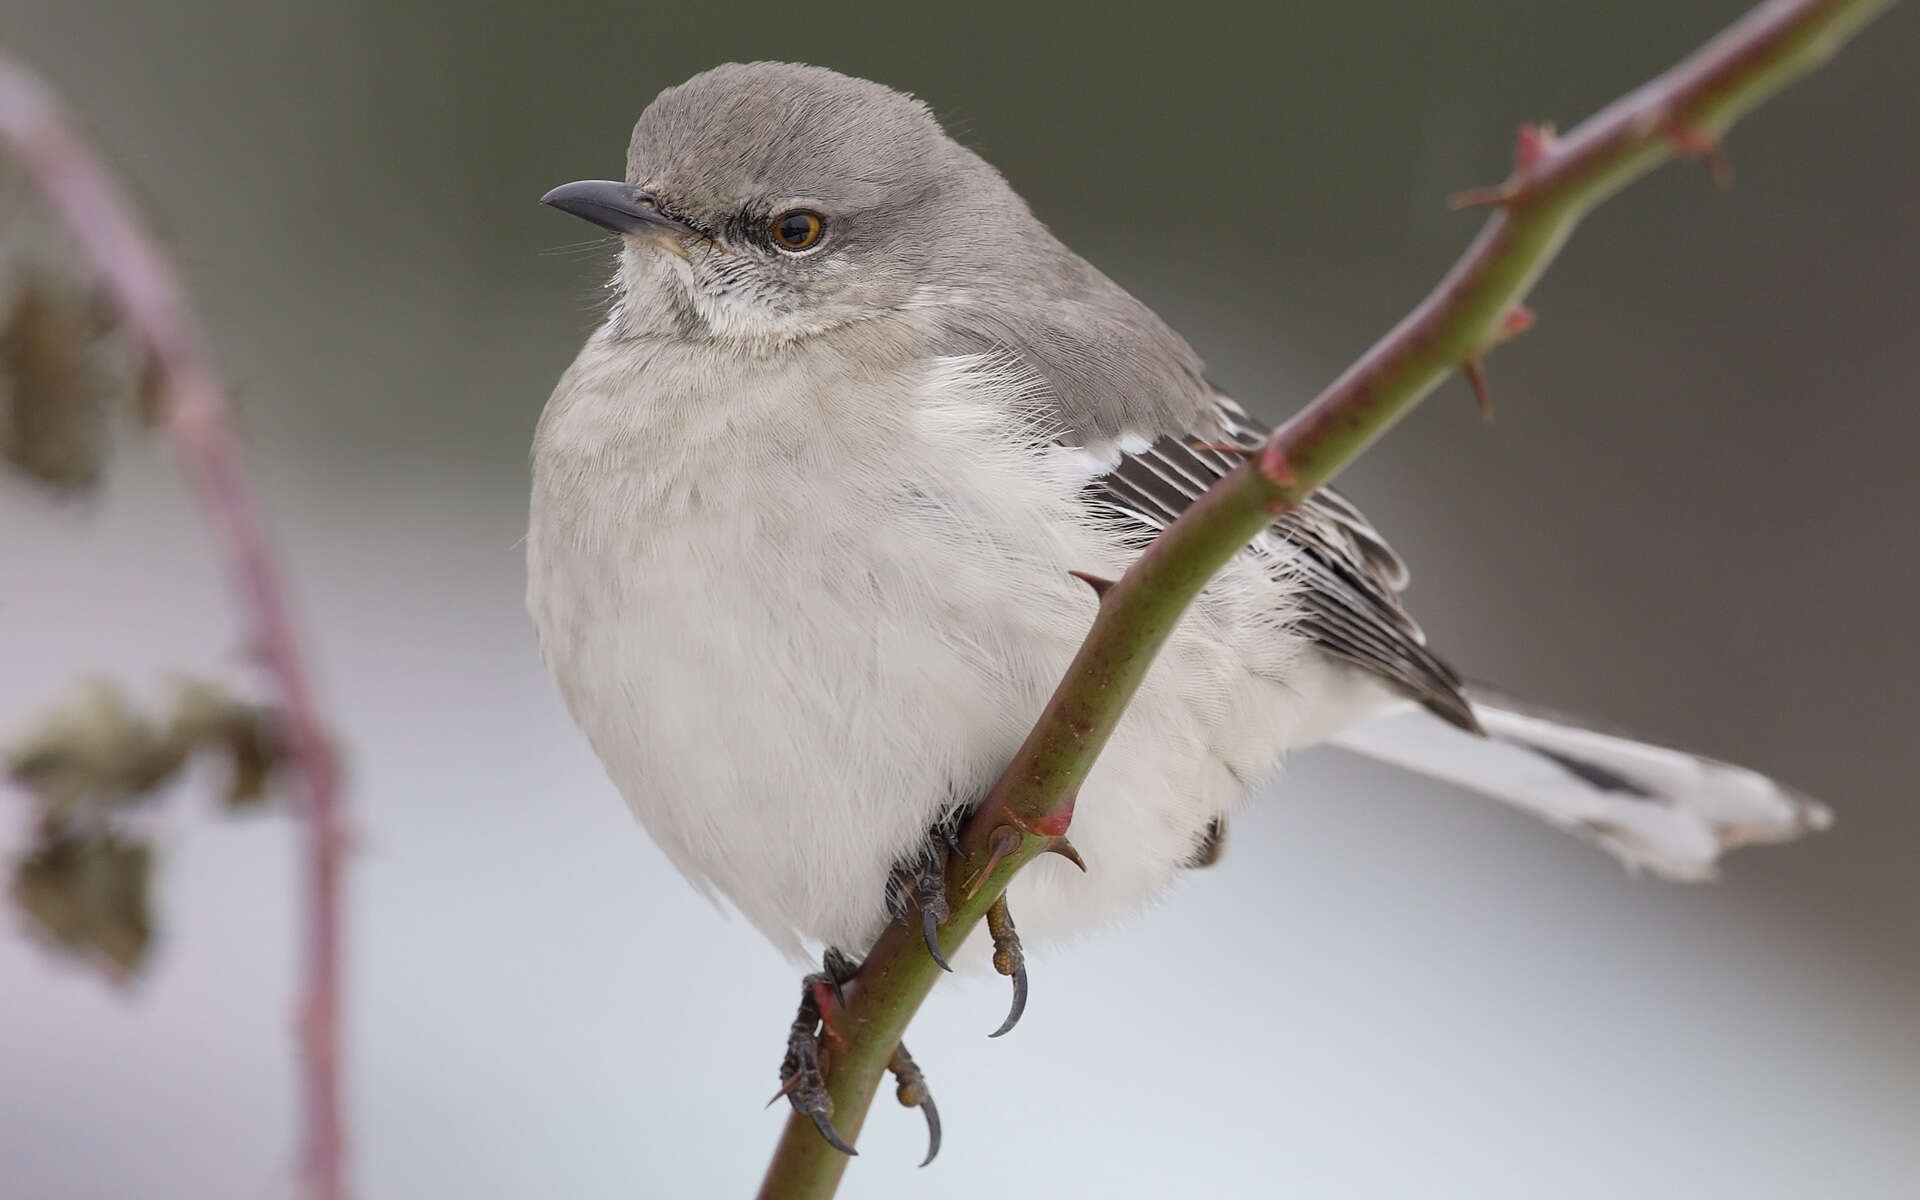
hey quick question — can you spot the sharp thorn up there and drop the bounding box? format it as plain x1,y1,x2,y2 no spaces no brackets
1513,121,1558,171
1068,569,1115,598
916,1096,942,1167
1042,835,1087,872
1188,440,1258,458
766,1075,801,1108
807,1110,859,1157
1447,183,1518,211
921,906,952,972
964,824,1025,899
1500,304,1537,340
1669,123,1734,189
988,961,1029,1039
1462,357,1493,421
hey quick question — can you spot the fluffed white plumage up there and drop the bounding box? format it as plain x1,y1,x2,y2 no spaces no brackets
528,327,1329,958
527,61,1830,967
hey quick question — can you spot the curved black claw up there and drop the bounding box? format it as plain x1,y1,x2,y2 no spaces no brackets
806,1108,859,1158
915,1094,942,1167
985,892,1028,1038
988,959,1028,1039
920,905,952,973
889,1042,941,1167
822,946,860,1008
890,819,960,972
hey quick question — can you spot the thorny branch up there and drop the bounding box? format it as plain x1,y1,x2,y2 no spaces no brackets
0,59,350,1200
756,0,1900,1195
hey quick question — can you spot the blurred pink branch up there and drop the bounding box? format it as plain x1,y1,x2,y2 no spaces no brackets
0,58,349,1200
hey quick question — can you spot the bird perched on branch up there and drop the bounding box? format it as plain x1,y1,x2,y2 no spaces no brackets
528,61,1829,1158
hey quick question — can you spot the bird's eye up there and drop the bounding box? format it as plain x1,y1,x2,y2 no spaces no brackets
770,210,825,252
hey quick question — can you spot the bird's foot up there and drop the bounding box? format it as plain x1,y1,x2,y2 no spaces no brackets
984,892,1028,1037
774,948,943,1164
888,812,1031,1037
773,948,861,1156
888,1041,942,1166
886,815,962,972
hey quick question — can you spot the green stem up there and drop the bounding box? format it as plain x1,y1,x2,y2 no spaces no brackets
757,1,1897,1195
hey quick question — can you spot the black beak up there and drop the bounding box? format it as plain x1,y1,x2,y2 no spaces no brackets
539,180,698,238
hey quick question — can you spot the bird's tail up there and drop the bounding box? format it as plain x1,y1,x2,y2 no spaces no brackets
1327,694,1832,880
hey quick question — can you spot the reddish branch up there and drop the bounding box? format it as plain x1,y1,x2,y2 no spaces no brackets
0,59,349,1200
758,0,1899,1196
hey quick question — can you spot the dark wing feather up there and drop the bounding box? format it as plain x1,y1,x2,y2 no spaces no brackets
1094,395,1481,733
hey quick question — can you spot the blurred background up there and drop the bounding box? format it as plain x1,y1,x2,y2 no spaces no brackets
3,0,1916,1196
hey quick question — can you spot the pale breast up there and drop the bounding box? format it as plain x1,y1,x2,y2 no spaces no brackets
527,327,1313,956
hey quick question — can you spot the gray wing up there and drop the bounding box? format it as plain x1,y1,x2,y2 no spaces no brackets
928,241,1475,731
930,215,1221,445
1092,395,1480,733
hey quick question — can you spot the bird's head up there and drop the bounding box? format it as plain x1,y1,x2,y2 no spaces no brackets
543,62,1019,346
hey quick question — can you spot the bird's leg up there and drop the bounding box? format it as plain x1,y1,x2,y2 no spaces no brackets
887,1041,942,1167
984,892,1028,1038
888,808,1032,1037
886,811,962,972
773,948,863,1157
775,948,942,1164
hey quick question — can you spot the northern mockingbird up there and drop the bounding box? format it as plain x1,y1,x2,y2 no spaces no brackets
528,61,1828,1156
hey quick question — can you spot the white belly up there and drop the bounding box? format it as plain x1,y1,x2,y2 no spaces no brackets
527,333,1333,958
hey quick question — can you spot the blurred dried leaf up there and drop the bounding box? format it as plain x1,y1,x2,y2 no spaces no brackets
10,825,154,981
167,677,286,811
6,675,287,817
0,284,106,487
6,675,289,982
0,153,137,493
5,677,173,815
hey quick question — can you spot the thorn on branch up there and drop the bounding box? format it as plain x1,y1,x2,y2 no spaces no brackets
1188,440,1259,459
1068,569,1115,599
1448,183,1518,211
1514,121,1559,171
963,824,1024,900
1042,835,1087,872
1462,358,1493,421
1669,122,1735,188
1449,122,1561,210
1458,304,1538,420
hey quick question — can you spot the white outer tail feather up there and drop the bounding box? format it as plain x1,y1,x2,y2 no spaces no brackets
1328,701,1833,881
